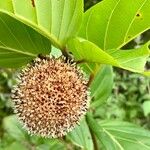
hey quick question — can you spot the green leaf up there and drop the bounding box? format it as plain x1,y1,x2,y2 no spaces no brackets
3,115,26,141
86,113,150,150
90,65,113,108
36,139,66,150
0,0,83,49
3,142,28,150
67,38,150,73
79,0,150,50
142,101,150,116
0,13,51,68
67,119,93,150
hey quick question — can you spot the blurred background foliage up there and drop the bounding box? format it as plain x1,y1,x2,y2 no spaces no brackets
0,0,150,149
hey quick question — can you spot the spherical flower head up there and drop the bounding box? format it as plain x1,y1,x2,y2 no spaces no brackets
11,56,89,138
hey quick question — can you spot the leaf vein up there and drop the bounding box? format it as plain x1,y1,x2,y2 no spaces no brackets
123,0,148,43
103,0,121,50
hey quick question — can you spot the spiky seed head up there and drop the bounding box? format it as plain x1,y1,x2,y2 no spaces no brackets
11,56,89,138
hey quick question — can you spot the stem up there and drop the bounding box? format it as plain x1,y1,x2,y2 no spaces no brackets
62,48,69,58
86,112,99,150
87,73,94,87
76,59,86,64
89,123,99,150
146,78,150,94
87,64,101,87
61,47,72,61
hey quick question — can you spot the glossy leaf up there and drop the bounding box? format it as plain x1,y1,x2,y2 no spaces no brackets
0,0,83,49
67,119,93,150
79,0,150,50
87,113,150,150
0,13,51,68
67,38,150,73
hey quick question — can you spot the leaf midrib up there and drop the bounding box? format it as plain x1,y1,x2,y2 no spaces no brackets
100,127,150,138
102,128,150,150
114,135,150,149
0,10,63,50
0,46,36,57
103,128,124,150
103,0,121,50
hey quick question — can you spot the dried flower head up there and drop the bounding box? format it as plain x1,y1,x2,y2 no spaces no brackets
11,56,89,138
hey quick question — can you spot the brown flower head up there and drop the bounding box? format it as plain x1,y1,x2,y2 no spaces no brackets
11,56,89,138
